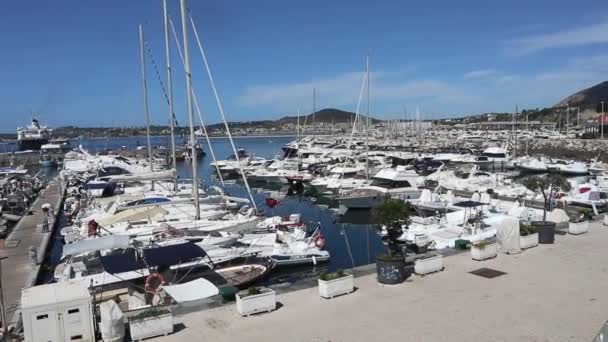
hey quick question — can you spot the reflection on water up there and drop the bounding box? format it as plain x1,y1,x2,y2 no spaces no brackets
41,136,385,280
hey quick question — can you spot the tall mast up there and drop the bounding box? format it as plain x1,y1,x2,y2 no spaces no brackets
365,56,370,180
312,88,316,139
566,103,570,137
188,12,258,212
179,0,200,219
138,25,154,184
163,0,177,189
297,108,300,143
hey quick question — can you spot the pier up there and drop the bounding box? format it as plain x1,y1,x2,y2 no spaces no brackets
156,219,608,342
0,177,64,327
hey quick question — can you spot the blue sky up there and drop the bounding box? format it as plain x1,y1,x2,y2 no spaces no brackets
2,0,608,131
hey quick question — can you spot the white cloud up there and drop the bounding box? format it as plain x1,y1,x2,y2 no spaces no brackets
507,18,608,55
236,54,608,118
238,71,481,116
463,69,499,80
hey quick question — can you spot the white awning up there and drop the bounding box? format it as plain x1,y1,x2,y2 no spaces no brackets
162,278,219,303
105,169,176,182
62,235,130,258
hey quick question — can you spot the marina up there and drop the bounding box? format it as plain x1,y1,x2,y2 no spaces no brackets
3,0,608,341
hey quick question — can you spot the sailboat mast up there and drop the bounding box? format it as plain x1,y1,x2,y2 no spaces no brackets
163,0,177,188
179,0,200,219
566,103,570,137
365,56,370,180
138,25,154,180
312,88,316,139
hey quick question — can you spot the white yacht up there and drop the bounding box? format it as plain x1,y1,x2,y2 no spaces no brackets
547,160,589,176
514,156,549,173
480,146,513,169
338,167,422,209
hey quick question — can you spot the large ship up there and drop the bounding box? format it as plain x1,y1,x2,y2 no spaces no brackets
17,118,52,151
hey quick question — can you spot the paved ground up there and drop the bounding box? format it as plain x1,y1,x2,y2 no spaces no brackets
156,221,608,342
0,179,63,325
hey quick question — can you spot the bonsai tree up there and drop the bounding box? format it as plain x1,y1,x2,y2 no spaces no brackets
523,174,572,221
373,198,411,257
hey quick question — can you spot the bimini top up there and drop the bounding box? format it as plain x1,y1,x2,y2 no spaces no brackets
373,167,419,181
100,242,206,274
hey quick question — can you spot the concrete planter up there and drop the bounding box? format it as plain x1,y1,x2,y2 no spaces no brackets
569,221,589,235
414,254,443,275
318,274,354,299
129,311,173,341
236,287,276,316
471,243,497,261
519,233,539,250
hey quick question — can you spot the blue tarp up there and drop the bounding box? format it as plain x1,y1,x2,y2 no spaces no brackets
100,242,207,274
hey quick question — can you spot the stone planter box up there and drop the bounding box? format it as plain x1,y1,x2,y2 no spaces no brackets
569,221,589,235
236,287,276,316
414,254,443,275
318,274,354,299
519,233,539,250
129,311,173,341
471,243,497,261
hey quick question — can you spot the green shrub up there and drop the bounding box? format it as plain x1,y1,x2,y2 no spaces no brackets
472,240,492,249
319,269,349,281
578,208,594,220
519,222,536,236
129,308,171,322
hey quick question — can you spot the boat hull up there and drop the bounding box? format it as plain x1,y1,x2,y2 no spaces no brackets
18,139,48,151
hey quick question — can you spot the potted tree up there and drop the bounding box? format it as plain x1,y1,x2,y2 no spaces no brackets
523,174,572,244
471,240,498,260
128,307,173,341
373,198,412,284
569,208,592,235
519,222,539,249
318,270,354,299
235,286,276,316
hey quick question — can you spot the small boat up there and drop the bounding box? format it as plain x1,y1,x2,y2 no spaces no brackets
514,156,548,173
547,160,589,176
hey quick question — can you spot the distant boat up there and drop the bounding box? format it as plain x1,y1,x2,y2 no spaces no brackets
17,117,52,151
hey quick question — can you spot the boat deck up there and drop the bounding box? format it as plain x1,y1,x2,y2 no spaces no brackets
0,178,63,327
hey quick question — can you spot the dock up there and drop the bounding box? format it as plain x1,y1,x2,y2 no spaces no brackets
0,178,64,327
156,219,608,342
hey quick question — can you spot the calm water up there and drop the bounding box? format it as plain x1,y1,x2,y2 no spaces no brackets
41,136,384,281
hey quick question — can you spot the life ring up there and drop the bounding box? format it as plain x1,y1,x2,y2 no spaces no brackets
145,272,166,294
313,235,326,249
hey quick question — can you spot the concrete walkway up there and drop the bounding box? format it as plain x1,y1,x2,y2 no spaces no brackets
158,221,608,342
0,178,63,326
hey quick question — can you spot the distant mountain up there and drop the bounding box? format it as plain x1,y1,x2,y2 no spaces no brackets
555,81,608,111
276,108,380,124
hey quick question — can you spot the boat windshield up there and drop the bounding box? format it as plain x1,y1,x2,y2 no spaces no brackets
481,152,506,158
370,178,412,188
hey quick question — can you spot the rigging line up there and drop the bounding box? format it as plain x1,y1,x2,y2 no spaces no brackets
168,16,225,187
188,11,257,211
143,37,180,128
341,66,368,182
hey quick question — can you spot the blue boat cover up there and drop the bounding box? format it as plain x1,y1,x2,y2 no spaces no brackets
100,242,206,274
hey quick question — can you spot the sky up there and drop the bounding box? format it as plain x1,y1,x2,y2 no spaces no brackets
2,0,608,131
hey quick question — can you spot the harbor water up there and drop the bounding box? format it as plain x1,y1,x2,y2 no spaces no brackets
38,136,385,285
